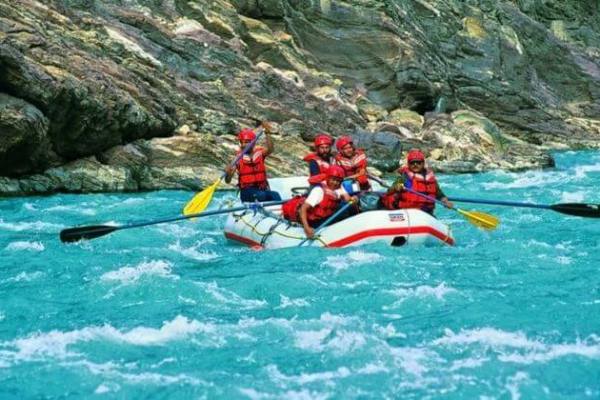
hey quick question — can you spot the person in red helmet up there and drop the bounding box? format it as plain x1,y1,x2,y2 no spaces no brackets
225,121,281,202
303,133,335,185
381,149,453,214
282,165,357,238
334,135,371,190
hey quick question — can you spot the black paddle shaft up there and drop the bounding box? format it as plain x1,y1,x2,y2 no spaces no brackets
550,203,600,218
449,197,600,218
60,225,118,243
59,200,287,243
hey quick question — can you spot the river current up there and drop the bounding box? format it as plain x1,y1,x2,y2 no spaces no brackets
1,151,599,398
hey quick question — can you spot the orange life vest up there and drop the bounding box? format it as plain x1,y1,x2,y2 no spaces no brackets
381,166,438,212
281,184,340,222
303,152,334,185
334,149,370,189
399,166,437,212
236,147,268,190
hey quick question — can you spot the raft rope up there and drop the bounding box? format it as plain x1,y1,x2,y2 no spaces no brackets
232,208,327,246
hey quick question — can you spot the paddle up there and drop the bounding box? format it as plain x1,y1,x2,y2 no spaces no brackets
60,199,286,243
182,127,264,215
298,200,356,247
368,175,499,230
448,197,600,218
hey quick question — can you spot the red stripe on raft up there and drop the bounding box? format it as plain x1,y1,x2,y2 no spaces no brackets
225,226,454,248
326,226,454,247
224,231,263,248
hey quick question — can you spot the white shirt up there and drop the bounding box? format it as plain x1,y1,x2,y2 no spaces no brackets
305,186,348,207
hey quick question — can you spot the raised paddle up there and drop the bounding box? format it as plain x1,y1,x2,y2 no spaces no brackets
448,197,600,218
182,127,264,216
60,199,286,243
298,199,356,247
368,175,499,231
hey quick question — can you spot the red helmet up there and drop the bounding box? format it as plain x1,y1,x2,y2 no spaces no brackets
238,128,256,141
335,136,353,151
327,165,346,180
407,149,425,162
314,134,333,147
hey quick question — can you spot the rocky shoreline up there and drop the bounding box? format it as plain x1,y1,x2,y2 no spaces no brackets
1,1,599,195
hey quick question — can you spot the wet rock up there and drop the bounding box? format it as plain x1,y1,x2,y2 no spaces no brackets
356,96,388,122
385,109,424,132
0,93,51,176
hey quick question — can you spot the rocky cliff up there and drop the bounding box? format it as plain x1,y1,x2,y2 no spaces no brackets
1,0,599,194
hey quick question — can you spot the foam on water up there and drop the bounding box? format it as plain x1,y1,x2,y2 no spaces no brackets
560,190,587,203
196,281,268,310
322,250,385,271
482,170,563,190
3,271,44,283
100,260,178,284
155,223,198,238
276,295,310,309
5,241,45,252
387,282,456,301
64,359,204,387
434,328,600,364
574,163,600,179
45,205,96,215
0,219,64,232
2,315,209,363
167,241,218,261
294,329,367,354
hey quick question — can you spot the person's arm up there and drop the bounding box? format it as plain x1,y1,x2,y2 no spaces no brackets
300,187,323,238
262,121,274,156
309,160,321,176
224,165,235,184
336,186,356,203
346,167,366,180
435,182,454,208
307,160,327,184
300,202,314,238
387,176,406,194
344,153,368,180
435,182,446,199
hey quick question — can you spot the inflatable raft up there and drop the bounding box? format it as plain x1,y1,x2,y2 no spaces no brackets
224,205,454,249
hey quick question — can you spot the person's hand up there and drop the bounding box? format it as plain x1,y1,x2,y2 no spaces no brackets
261,121,272,134
442,198,454,209
225,165,235,176
350,195,358,204
303,226,314,239
393,182,404,192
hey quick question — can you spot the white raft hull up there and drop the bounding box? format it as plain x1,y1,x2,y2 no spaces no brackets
224,206,454,249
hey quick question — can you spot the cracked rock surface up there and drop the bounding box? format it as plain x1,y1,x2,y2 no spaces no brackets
1,1,598,194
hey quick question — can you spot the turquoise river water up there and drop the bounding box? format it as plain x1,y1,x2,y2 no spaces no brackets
1,151,600,398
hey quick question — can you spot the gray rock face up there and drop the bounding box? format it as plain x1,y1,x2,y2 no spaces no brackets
0,0,598,195
0,93,51,175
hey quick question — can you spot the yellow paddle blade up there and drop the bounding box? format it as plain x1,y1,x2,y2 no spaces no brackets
182,178,221,215
457,209,499,230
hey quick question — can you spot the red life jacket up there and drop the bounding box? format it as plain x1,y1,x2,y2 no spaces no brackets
380,191,402,210
281,196,305,222
303,152,334,185
236,147,268,189
281,184,340,223
398,166,437,212
334,149,370,189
